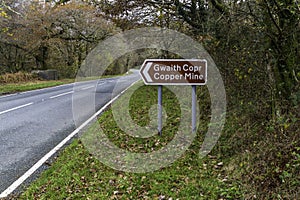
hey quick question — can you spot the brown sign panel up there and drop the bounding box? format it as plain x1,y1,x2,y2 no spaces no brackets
140,59,207,85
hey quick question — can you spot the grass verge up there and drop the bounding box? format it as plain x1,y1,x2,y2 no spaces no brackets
18,83,243,199
0,71,132,95
0,79,74,95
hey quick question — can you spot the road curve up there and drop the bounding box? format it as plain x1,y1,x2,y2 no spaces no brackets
0,70,140,196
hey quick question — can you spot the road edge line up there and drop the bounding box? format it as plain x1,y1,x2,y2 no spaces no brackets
0,79,141,198
0,82,75,99
0,102,34,116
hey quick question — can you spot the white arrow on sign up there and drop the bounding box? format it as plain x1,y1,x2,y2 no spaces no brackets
142,62,153,83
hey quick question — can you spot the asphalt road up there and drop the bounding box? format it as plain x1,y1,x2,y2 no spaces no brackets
0,70,140,195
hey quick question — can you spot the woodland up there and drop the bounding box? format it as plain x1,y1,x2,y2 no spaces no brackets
1,0,299,198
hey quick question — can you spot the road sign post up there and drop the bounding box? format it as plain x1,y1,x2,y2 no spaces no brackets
140,59,207,135
158,85,163,135
192,85,197,133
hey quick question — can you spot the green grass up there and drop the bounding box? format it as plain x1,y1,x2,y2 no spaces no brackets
18,82,243,200
0,79,74,95
0,72,132,95
6,77,297,199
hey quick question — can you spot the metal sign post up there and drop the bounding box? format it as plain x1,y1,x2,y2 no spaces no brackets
192,85,197,133
140,59,207,135
158,85,163,135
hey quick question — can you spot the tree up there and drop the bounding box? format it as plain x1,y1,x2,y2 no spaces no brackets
173,0,299,113
0,0,117,77
254,0,300,105
175,0,210,34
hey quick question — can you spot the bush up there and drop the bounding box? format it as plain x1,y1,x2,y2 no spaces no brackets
0,72,38,84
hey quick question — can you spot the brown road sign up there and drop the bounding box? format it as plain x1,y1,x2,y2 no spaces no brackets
140,59,207,85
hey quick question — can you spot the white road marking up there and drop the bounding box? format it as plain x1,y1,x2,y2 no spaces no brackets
0,102,34,115
81,86,94,90
0,82,75,100
49,91,74,99
0,93,17,99
0,79,141,198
